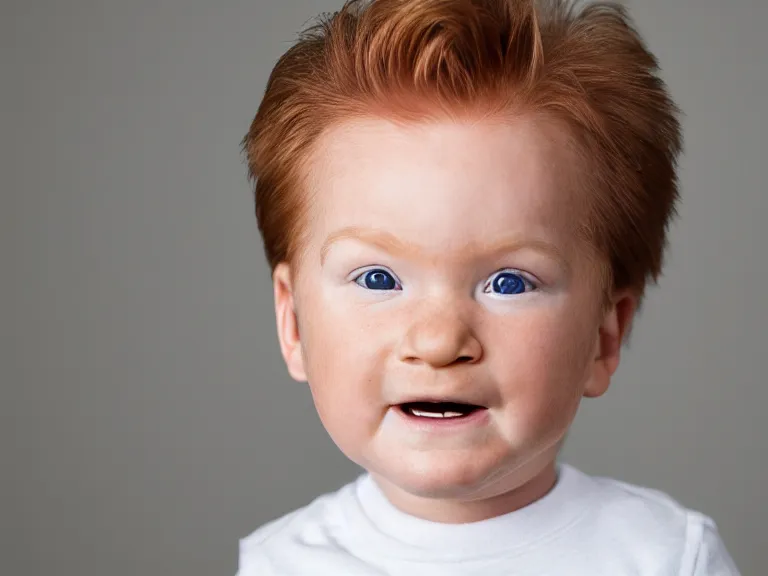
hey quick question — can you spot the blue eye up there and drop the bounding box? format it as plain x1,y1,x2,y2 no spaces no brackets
485,270,535,296
354,269,400,291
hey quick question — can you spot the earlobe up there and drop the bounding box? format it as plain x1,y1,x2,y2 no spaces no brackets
584,291,637,398
273,262,308,382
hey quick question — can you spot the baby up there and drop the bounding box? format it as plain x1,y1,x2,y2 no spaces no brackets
237,0,740,574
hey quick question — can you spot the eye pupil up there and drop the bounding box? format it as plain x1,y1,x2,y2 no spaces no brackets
492,272,526,295
364,270,396,291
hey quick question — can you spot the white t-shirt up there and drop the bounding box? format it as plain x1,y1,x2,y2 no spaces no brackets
237,463,740,575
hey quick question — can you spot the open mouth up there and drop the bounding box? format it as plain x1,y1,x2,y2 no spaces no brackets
398,401,484,420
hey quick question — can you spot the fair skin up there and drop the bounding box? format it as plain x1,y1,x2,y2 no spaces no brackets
272,113,636,523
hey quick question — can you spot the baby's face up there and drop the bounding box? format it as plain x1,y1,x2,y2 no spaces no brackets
273,115,625,519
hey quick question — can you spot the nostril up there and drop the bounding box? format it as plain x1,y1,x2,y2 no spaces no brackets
457,356,474,364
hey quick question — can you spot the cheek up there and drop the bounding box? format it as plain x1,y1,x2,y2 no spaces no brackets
303,336,379,460
299,284,400,382
298,298,388,451
491,307,596,429
302,302,384,386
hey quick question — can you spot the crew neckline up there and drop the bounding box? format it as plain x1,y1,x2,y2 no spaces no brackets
340,463,595,561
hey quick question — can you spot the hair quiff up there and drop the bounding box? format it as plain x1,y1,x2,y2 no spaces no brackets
242,0,682,300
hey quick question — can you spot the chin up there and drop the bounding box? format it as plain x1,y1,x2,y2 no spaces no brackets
381,450,514,500
375,439,563,504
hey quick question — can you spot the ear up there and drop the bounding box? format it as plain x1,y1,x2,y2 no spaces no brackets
272,262,308,382
583,290,637,398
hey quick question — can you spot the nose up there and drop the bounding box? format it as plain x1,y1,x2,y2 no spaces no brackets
396,303,483,368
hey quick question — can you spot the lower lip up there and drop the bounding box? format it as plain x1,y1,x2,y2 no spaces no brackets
391,406,490,432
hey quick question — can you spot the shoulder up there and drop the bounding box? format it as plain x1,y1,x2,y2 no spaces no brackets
569,466,740,575
587,470,697,531
236,476,364,576
678,511,741,575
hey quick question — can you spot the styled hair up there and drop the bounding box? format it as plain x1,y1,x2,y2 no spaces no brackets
242,0,682,300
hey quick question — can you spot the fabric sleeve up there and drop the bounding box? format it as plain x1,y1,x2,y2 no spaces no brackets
680,513,741,576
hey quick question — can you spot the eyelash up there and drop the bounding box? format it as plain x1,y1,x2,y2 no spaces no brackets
350,267,539,295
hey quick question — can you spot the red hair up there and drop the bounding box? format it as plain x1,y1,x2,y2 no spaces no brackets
242,0,682,299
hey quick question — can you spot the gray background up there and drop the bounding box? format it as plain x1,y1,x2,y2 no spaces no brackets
2,0,765,574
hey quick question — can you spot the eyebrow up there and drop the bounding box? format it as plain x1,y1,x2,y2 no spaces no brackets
320,226,570,271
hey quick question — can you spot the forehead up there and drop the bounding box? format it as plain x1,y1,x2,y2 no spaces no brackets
303,114,586,259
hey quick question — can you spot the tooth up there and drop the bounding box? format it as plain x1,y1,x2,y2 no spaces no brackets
412,409,444,418
411,409,464,418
